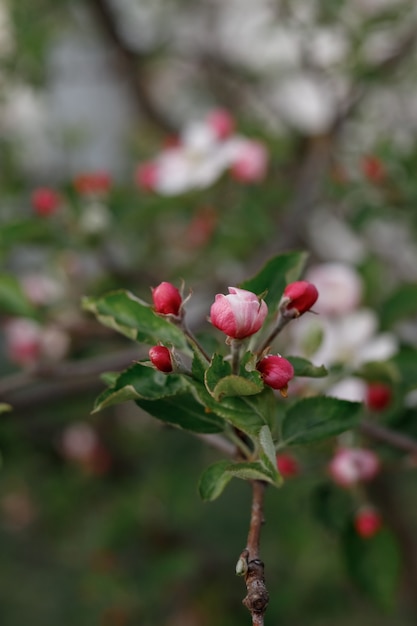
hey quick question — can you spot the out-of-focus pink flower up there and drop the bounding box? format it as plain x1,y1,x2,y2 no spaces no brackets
305,264,362,316
229,139,268,182
329,447,380,488
74,171,112,195
61,422,111,476
276,453,299,477
281,281,319,317
354,505,382,538
31,187,60,217
149,345,173,373
210,287,268,339
257,354,294,391
4,318,70,367
206,108,235,139
366,382,392,411
152,282,182,316
21,274,63,306
134,113,269,195
4,318,42,367
135,161,159,192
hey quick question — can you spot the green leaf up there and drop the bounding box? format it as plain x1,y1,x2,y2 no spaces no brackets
281,396,362,445
194,382,267,438
342,525,400,610
204,353,264,401
198,459,281,501
380,283,417,330
93,362,188,412
0,403,12,414
198,460,233,500
258,424,280,479
0,274,36,317
355,360,399,384
240,251,307,311
136,393,225,433
391,346,417,389
287,356,328,378
82,290,188,349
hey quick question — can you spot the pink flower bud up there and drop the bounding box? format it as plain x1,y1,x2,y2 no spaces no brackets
276,453,299,478
210,287,268,339
257,354,294,391
135,161,159,192
328,447,380,488
31,187,60,217
230,140,268,183
152,282,182,316
365,383,392,411
354,506,382,538
281,281,318,316
149,346,173,372
206,108,235,140
4,318,42,367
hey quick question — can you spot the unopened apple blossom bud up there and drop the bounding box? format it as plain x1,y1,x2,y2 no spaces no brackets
135,161,159,192
276,453,299,478
281,281,318,317
366,382,392,411
230,140,268,183
152,282,182,316
210,287,268,339
354,506,382,538
328,447,380,488
257,354,294,394
31,187,60,217
149,345,173,373
206,108,235,140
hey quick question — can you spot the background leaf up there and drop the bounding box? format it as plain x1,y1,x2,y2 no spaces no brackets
287,356,328,378
281,396,362,445
0,274,36,317
342,525,401,610
240,251,307,311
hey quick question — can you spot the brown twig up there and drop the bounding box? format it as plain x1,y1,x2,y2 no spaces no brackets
87,0,175,134
360,419,417,457
240,480,269,626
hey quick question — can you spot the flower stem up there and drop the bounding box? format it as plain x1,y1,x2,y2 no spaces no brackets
240,480,269,625
256,313,290,357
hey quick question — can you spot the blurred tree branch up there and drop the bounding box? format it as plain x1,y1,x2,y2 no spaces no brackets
88,0,176,134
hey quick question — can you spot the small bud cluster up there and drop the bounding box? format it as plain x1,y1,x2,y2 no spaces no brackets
147,279,319,398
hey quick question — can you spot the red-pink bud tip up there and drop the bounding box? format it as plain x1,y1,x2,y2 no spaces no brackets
354,506,382,538
31,187,60,216
149,346,173,373
276,453,299,478
365,383,392,411
152,282,182,316
282,281,319,316
257,354,294,392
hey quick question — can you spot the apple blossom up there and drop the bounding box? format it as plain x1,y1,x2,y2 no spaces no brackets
229,139,268,183
329,447,380,488
206,108,235,139
210,287,268,339
257,354,294,391
305,263,362,316
152,282,182,316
